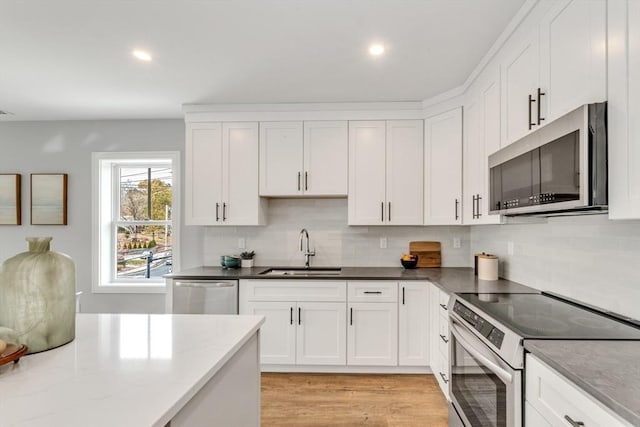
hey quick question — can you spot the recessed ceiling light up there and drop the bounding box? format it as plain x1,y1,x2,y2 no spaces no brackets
369,43,385,56
132,49,152,62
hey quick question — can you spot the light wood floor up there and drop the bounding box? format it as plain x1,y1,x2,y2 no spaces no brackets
261,373,448,427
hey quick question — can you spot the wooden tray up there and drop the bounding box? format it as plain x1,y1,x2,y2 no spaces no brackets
0,344,28,367
409,241,441,267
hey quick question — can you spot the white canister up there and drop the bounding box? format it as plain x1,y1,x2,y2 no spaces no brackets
477,254,499,281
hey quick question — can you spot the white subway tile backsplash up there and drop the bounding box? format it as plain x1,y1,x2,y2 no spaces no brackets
471,214,640,321
203,199,470,269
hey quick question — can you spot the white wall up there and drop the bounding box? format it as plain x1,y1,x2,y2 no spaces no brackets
0,120,203,314
471,215,640,320
203,198,470,268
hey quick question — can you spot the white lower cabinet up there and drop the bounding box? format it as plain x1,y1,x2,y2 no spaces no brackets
429,284,450,399
526,354,632,427
240,280,347,366
296,302,346,365
398,282,430,366
347,302,398,366
243,301,296,365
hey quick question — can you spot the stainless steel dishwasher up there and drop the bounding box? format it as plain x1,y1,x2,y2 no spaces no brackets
172,280,238,314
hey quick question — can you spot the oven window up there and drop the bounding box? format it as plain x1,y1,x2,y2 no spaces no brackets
451,341,507,427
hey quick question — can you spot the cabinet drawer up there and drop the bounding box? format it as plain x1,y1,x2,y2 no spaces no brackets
347,281,398,302
241,280,346,302
438,290,450,312
437,316,450,358
526,354,631,427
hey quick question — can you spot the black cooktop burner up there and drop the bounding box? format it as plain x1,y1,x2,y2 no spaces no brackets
457,292,640,340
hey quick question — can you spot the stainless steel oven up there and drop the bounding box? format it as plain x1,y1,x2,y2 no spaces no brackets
449,316,522,427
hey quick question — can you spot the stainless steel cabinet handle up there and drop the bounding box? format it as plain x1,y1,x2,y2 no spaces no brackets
388,202,391,222
364,291,382,294
528,94,536,130
174,281,236,288
476,195,482,218
297,172,301,191
350,307,353,325
439,303,448,311
216,202,220,222
381,202,384,222
455,199,459,220
402,287,405,305
304,171,308,191
439,334,449,344
290,307,293,325
564,416,585,427
537,87,545,125
439,372,449,384
298,307,301,325
222,203,227,221
472,195,477,219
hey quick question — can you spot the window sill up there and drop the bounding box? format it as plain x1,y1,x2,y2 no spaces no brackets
92,283,167,294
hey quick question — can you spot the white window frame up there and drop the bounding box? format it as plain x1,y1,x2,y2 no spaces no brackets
92,151,180,294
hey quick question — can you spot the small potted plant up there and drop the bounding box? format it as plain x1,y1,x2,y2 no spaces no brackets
240,250,255,268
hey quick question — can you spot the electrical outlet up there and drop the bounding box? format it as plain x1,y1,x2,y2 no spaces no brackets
238,238,246,249
507,241,514,255
379,237,387,249
453,237,461,249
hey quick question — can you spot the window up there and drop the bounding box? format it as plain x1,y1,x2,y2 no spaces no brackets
93,152,180,293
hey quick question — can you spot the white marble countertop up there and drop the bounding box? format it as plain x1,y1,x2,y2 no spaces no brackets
0,313,264,427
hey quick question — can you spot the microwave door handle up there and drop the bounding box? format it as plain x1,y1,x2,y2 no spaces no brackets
449,319,513,384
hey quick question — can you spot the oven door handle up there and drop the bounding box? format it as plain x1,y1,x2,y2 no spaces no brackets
449,319,513,384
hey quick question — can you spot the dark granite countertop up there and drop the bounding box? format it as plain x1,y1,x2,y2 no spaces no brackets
525,340,640,426
165,266,536,295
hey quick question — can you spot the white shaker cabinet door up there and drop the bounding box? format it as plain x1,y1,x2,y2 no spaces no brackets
539,0,606,123
348,121,387,225
608,0,640,219
185,122,223,225
501,32,539,146
244,301,296,365
347,302,398,366
398,282,429,366
424,108,462,225
296,302,346,366
259,121,303,196
222,122,264,225
303,121,348,196
386,120,424,225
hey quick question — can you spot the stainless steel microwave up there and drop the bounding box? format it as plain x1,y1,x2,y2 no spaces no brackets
489,103,607,216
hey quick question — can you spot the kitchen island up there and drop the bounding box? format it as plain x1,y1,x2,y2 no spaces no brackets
0,313,264,427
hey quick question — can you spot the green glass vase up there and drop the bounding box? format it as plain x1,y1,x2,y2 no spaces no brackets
0,237,76,353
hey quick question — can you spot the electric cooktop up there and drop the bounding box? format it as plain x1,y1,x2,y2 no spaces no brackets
456,292,640,340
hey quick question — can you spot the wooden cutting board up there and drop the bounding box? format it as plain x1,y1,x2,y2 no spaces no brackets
409,241,441,267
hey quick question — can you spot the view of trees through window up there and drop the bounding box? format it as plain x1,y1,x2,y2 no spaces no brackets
116,166,172,279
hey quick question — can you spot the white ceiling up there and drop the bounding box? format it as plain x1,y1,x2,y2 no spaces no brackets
0,0,525,121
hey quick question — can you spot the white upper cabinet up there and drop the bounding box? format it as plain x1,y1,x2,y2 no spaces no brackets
185,122,223,225
185,122,264,226
501,0,606,147
424,108,462,225
608,0,640,219
259,121,304,196
539,0,606,122
464,70,502,225
303,121,348,196
501,32,540,146
349,120,423,225
259,121,348,197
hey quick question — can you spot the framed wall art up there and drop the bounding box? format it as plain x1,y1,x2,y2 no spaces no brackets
0,174,21,225
31,173,68,225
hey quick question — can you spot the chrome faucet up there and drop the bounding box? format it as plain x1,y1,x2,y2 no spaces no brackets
299,228,315,268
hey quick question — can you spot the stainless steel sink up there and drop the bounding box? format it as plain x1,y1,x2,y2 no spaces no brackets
259,268,342,276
